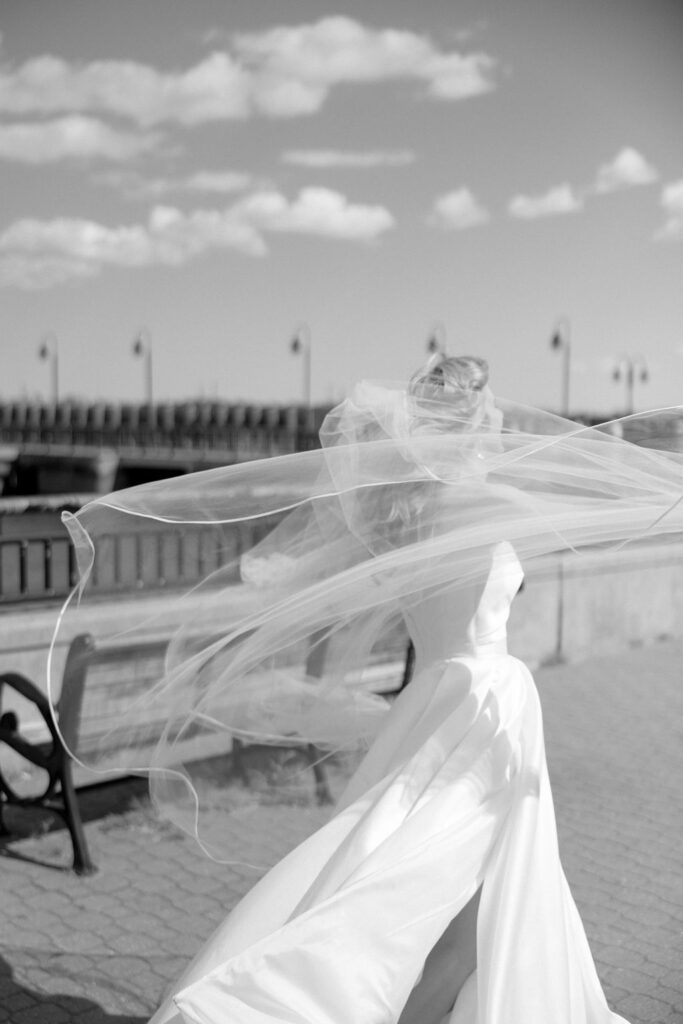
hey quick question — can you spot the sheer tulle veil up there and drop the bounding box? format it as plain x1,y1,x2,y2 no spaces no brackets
48,371,683,864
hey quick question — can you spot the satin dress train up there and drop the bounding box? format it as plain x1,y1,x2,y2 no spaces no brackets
150,543,628,1024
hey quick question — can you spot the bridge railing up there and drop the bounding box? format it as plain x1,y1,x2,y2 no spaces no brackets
0,532,76,603
0,401,329,455
0,497,280,605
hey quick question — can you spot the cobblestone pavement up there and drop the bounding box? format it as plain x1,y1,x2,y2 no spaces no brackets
0,640,681,1024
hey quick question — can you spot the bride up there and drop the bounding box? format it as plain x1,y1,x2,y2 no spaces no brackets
51,355,683,1023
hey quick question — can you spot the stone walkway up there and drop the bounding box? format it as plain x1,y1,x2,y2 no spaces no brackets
1,640,682,1024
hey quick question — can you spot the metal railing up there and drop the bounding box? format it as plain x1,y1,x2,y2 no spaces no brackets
0,400,329,455
3,400,682,455
0,534,76,602
0,501,279,605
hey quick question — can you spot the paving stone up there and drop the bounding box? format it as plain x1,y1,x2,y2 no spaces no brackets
616,992,677,1022
4,992,38,1012
13,1008,71,1024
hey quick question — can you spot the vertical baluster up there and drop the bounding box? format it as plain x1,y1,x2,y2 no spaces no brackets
136,533,144,588
197,532,206,582
111,533,120,587
157,531,165,587
177,530,184,581
44,537,53,594
91,535,100,588
68,539,77,588
19,539,28,596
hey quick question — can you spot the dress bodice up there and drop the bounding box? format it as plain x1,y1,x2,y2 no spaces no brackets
401,541,523,667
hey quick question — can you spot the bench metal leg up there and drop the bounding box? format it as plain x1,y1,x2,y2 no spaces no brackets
231,737,250,786
0,798,10,837
307,744,333,805
231,739,332,805
59,762,96,875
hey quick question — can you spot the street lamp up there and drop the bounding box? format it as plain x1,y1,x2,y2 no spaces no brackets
37,331,60,404
290,322,311,406
132,328,153,407
550,317,571,417
426,321,447,357
613,354,648,414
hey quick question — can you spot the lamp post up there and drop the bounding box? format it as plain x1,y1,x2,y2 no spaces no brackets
426,321,447,357
613,354,648,414
290,323,311,406
549,316,572,663
37,331,59,404
550,316,571,417
132,328,153,407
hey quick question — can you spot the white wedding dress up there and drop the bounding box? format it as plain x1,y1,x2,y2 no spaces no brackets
150,541,628,1024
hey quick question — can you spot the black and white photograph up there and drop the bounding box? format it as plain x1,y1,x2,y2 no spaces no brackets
0,2,682,1022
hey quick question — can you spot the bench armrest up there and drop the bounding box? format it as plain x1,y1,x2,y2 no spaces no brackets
0,671,52,719
0,672,62,767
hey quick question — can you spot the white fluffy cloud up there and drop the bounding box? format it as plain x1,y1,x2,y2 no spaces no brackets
237,17,495,114
508,184,583,219
282,149,415,168
594,147,659,193
504,148,660,228
234,187,394,240
0,115,159,162
0,207,267,287
0,51,251,126
429,188,490,230
0,18,495,127
1,214,178,265
422,51,495,101
654,180,683,241
0,187,395,288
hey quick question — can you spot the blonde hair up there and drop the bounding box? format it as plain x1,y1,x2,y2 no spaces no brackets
409,354,489,396
407,355,492,432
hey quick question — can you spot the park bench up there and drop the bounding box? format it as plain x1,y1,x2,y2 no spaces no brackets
0,633,169,874
0,623,414,875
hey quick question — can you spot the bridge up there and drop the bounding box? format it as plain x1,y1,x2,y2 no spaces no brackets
2,397,680,496
0,400,329,495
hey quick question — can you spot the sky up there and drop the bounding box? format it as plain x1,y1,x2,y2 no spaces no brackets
0,0,681,415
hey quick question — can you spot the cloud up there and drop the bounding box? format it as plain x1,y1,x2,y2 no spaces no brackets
594,147,659,193
654,179,683,241
0,18,495,126
429,188,490,229
422,51,496,101
98,168,254,199
237,17,495,114
282,149,415,169
1,214,170,265
0,252,98,289
0,51,251,126
508,184,583,219
234,187,395,240
0,187,395,287
0,114,159,163
504,147,659,229
180,170,254,193
0,207,265,275
144,205,268,261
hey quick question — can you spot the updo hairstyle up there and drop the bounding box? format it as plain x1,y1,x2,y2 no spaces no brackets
409,354,489,396
408,355,491,430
